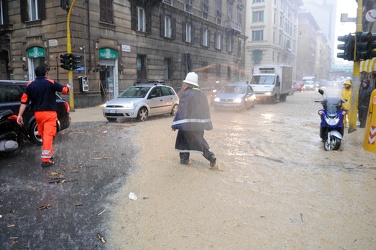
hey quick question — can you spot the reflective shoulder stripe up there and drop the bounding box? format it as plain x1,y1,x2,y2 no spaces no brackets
46,78,55,84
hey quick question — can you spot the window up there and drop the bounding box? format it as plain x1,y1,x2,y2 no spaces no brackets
237,40,241,56
100,0,113,24
137,7,145,32
185,23,192,43
215,32,222,50
164,58,172,80
226,33,233,52
252,30,263,41
216,0,222,25
20,0,45,22
185,0,192,13
202,28,208,47
252,10,264,22
227,0,233,21
0,0,4,25
202,0,209,19
253,0,264,3
160,14,175,39
164,15,172,38
137,54,147,80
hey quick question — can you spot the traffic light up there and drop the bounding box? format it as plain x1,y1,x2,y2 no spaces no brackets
355,32,376,60
71,54,82,69
337,34,355,61
59,53,71,70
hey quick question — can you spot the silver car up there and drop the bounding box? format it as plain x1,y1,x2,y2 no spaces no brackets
103,83,179,122
213,82,256,111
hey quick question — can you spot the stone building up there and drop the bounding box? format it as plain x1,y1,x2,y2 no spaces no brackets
0,0,246,108
244,0,303,81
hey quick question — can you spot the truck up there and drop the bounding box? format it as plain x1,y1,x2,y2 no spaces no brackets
249,65,294,103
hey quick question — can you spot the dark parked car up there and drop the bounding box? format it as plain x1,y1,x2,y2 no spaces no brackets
0,80,71,145
213,82,256,111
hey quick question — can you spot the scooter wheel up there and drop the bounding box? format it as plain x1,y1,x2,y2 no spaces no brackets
324,136,341,151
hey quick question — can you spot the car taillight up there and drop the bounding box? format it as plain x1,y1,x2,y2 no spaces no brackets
64,102,70,113
8,115,18,121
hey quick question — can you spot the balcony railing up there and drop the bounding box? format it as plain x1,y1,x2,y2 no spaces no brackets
224,20,242,33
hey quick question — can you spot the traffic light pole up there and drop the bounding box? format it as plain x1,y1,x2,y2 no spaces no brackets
67,0,77,111
349,0,363,133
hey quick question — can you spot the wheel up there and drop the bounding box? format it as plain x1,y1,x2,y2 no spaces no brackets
280,94,287,102
324,136,341,151
270,94,279,104
106,118,117,122
30,121,42,146
137,107,148,121
170,104,179,116
0,131,24,158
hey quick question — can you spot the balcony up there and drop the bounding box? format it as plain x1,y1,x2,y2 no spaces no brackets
224,20,242,34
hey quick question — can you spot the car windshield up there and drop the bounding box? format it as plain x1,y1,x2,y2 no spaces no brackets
250,75,275,85
119,86,151,98
221,85,245,94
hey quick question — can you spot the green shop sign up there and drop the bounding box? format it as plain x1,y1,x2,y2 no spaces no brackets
27,47,45,58
98,48,118,59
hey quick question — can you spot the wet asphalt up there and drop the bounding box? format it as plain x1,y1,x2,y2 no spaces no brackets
0,109,138,249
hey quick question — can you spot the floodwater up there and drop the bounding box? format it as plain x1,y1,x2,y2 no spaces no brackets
105,89,376,249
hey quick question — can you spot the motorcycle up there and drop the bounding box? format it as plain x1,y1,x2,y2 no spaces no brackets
0,109,28,157
316,89,347,151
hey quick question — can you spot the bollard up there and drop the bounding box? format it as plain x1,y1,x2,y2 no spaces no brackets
363,89,376,152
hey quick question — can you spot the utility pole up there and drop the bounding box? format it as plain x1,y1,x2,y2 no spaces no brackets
348,0,363,133
67,0,78,111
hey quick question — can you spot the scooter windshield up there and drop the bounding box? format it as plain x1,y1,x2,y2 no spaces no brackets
323,97,342,114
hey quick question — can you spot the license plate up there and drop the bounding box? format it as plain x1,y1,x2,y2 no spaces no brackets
109,109,116,113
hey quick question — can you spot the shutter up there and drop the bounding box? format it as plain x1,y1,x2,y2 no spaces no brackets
100,0,106,22
3,0,9,25
191,25,195,45
207,30,210,48
171,18,176,39
38,0,46,20
160,14,165,37
145,8,151,33
130,3,137,31
20,0,27,23
200,26,203,46
182,22,186,42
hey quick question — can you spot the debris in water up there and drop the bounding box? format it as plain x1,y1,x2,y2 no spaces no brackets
97,233,106,244
38,204,51,210
129,192,137,200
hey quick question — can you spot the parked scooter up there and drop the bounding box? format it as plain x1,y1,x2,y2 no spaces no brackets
0,109,28,157
316,89,347,151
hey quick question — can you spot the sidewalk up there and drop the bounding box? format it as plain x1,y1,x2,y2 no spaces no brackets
69,105,107,123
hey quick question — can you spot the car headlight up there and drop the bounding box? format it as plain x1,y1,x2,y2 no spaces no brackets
233,98,242,103
123,102,134,108
214,97,220,102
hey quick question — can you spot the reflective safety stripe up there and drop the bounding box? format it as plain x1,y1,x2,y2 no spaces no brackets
172,118,211,125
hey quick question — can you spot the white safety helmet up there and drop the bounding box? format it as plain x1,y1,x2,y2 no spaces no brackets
183,72,199,87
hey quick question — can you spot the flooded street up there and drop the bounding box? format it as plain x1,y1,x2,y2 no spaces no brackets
106,90,376,249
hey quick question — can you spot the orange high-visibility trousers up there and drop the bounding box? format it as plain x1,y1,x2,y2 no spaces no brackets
34,111,57,163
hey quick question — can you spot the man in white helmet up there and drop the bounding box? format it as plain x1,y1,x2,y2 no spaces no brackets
172,72,217,169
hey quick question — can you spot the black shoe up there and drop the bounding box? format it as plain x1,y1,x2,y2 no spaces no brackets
41,161,54,168
180,159,190,165
209,155,216,167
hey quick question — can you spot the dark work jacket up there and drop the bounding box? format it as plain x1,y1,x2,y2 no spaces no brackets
21,76,69,112
358,84,372,109
172,87,213,131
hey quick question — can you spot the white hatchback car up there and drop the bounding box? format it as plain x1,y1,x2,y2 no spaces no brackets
102,83,179,122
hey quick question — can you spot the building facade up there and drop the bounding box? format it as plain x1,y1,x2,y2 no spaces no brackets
244,0,303,81
0,0,246,107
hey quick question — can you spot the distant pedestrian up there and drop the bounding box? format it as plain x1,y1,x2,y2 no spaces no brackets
17,66,70,168
340,80,352,127
358,79,372,128
172,72,217,169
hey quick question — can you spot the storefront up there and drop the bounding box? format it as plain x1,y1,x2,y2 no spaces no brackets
98,48,119,100
27,46,45,80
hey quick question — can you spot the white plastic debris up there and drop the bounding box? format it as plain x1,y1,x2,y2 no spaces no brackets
101,131,107,134
128,192,137,200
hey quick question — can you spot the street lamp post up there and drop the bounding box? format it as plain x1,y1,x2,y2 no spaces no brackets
80,46,86,77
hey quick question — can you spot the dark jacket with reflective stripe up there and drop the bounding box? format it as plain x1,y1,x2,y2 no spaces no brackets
172,87,213,131
20,76,69,112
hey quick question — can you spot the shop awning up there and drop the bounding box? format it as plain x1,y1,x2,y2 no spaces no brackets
360,58,376,73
